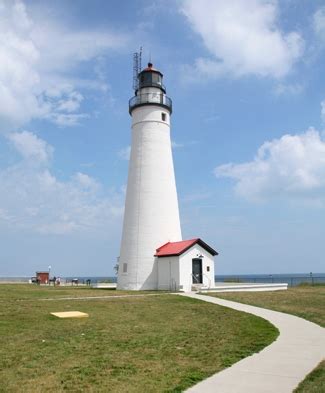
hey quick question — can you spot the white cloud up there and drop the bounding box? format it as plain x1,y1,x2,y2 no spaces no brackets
55,90,84,113
171,140,184,149
273,83,304,96
8,130,53,163
74,172,100,191
0,207,12,222
0,132,123,235
0,1,42,128
0,0,127,131
45,112,90,127
314,7,325,38
118,146,131,160
215,128,325,203
0,2,128,236
32,24,126,74
321,100,325,122
181,0,304,79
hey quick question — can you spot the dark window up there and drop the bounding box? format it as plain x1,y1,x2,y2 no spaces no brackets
207,266,210,272
144,73,151,83
123,263,128,273
161,113,166,121
140,73,151,86
152,73,162,85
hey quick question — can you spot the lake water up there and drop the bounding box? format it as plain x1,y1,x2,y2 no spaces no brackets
1,273,325,287
215,273,325,286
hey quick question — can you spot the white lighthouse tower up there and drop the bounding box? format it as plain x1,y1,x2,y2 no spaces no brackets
117,61,182,290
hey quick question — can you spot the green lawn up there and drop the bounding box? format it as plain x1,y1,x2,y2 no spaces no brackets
0,284,160,300
0,284,278,392
208,285,325,393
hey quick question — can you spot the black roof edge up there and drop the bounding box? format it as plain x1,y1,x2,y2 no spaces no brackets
139,68,163,77
196,238,219,256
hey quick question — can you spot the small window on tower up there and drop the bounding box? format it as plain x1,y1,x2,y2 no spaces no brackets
207,266,210,272
123,263,128,273
161,113,166,121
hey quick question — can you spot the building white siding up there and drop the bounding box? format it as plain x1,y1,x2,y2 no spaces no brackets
179,245,215,292
157,256,179,291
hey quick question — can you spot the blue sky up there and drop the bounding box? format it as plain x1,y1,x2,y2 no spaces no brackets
1,0,325,277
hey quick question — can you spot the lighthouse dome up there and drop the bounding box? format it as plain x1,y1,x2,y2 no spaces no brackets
138,63,166,93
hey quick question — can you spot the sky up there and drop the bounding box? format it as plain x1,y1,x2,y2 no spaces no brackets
0,0,325,277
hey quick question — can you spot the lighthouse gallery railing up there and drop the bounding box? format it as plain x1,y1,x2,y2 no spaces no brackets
129,93,172,114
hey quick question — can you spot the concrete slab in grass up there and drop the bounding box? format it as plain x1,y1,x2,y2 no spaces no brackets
50,311,89,318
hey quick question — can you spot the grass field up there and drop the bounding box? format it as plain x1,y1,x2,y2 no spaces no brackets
209,285,325,393
0,285,278,392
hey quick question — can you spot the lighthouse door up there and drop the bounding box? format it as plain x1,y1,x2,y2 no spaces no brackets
192,259,203,284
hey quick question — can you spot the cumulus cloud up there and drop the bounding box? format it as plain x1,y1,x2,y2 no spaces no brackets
8,130,53,163
321,100,325,122
0,0,127,131
0,1,128,237
273,83,304,96
171,140,184,149
313,7,325,39
0,1,41,128
117,146,131,160
215,129,325,203
74,172,100,191
181,0,304,79
0,132,123,235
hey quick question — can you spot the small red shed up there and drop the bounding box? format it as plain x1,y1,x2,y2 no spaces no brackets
36,271,49,284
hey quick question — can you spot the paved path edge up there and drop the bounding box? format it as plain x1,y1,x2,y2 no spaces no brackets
178,292,325,393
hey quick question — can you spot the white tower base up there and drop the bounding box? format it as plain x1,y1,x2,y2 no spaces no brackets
118,105,181,290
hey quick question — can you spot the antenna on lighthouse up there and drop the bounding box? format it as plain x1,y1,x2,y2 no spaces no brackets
132,47,142,92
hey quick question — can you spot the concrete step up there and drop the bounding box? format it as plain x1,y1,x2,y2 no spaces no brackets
191,284,209,291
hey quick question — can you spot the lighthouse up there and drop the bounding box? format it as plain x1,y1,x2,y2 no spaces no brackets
117,61,182,290
117,58,218,291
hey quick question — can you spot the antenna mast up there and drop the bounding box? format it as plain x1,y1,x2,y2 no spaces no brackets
132,47,142,92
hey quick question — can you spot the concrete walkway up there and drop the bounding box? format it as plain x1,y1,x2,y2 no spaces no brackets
180,293,325,393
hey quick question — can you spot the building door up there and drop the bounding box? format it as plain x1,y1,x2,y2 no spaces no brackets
192,258,203,284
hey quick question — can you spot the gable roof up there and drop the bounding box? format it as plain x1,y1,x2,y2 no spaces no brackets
155,238,218,257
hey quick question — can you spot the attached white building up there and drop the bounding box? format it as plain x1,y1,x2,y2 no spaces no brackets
156,238,218,292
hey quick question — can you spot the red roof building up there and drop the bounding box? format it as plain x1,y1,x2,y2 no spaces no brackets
155,238,218,291
155,238,218,257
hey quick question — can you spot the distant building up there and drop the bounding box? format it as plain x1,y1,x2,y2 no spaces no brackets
36,271,49,284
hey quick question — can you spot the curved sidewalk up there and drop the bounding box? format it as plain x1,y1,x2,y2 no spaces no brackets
179,293,325,393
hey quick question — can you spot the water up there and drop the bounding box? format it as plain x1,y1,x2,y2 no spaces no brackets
0,276,32,283
0,276,118,284
215,273,325,287
65,276,117,284
1,273,324,286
